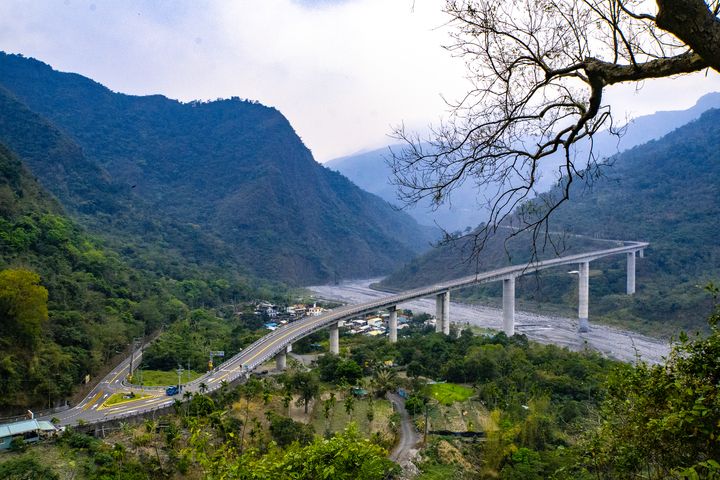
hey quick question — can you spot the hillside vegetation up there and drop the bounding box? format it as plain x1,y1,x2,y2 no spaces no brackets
0,52,435,285
381,109,720,334
0,143,281,411
0,143,153,409
327,93,720,232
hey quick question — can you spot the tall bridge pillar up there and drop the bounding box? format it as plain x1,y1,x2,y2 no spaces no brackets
627,251,636,295
578,261,590,332
276,344,292,370
329,322,340,354
503,276,516,336
442,291,450,335
276,351,286,370
388,306,398,343
435,293,444,333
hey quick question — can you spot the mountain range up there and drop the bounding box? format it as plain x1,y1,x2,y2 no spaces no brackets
379,108,720,334
327,92,720,233
0,52,436,285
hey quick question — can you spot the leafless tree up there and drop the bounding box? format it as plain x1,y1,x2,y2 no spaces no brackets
390,0,720,261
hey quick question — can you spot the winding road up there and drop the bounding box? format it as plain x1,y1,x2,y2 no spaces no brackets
40,241,669,427
388,392,420,464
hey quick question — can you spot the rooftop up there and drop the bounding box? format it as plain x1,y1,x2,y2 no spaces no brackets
0,419,57,437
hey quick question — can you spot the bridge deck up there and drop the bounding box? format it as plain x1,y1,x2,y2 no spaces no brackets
46,241,648,426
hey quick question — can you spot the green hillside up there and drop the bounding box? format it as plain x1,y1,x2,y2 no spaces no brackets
0,143,154,409
0,85,249,282
0,141,281,411
381,109,720,335
0,52,436,285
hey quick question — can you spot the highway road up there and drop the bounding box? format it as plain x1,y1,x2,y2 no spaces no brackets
43,241,656,427
310,279,671,364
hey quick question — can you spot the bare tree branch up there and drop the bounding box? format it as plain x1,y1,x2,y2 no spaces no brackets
389,0,719,262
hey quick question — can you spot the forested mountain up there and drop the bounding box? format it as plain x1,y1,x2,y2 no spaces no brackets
0,143,159,409
380,109,720,335
327,93,720,233
0,137,291,411
0,52,435,284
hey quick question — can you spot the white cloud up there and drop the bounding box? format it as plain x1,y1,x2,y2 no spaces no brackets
0,1,718,161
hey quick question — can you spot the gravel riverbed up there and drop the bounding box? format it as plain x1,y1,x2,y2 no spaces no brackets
309,278,672,365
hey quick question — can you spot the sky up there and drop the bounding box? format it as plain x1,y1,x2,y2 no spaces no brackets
1,0,719,162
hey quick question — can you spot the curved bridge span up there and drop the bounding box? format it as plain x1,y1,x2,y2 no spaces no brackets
48,241,647,427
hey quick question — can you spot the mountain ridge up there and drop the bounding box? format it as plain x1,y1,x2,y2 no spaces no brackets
0,52,436,285
327,92,720,233
379,108,720,334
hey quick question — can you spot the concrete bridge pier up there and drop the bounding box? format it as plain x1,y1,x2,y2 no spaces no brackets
627,251,636,295
276,351,286,370
435,293,444,333
388,306,398,343
503,276,516,336
276,344,293,370
329,322,340,354
442,291,450,335
578,261,590,333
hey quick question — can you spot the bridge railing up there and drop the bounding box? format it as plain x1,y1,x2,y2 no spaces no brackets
89,240,650,425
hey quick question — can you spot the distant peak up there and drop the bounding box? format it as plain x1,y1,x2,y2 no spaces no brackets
694,92,720,109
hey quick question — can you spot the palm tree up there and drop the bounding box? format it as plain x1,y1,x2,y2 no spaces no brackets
323,391,336,436
344,394,355,418
294,371,320,414
240,378,262,452
366,397,375,424
371,366,398,398
199,382,208,394
183,391,193,416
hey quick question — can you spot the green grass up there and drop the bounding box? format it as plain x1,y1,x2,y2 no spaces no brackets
417,463,461,479
427,383,474,406
422,399,488,432
310,397,394,437
102,391,151,407
132,369,203,386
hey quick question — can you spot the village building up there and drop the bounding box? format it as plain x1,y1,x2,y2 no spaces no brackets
0,419,60,450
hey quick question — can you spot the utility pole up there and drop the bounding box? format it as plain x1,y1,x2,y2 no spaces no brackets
177,365,184,391
129,339,136,381
129,336,142,381
424,401,429,444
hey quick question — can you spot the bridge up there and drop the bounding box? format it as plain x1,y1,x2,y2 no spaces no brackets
45,241,647,427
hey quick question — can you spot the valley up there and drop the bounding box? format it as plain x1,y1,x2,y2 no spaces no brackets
310,279,671,364
1,2,720,475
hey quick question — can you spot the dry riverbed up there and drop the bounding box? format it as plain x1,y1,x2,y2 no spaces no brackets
309,279,671,365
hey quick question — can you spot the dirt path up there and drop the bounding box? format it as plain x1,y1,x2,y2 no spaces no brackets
387,392,420,465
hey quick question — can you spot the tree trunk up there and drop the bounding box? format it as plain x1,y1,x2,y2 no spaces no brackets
656,0,720,72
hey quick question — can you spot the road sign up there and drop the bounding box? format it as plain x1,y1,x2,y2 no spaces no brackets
209,351,225,357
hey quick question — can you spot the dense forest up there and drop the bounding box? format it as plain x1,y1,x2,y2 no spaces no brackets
0,52,436,285
381,109,720,335
2,301,718,479
0,142,285,411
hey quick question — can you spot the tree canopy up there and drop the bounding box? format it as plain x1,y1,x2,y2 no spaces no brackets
0,268,48,346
